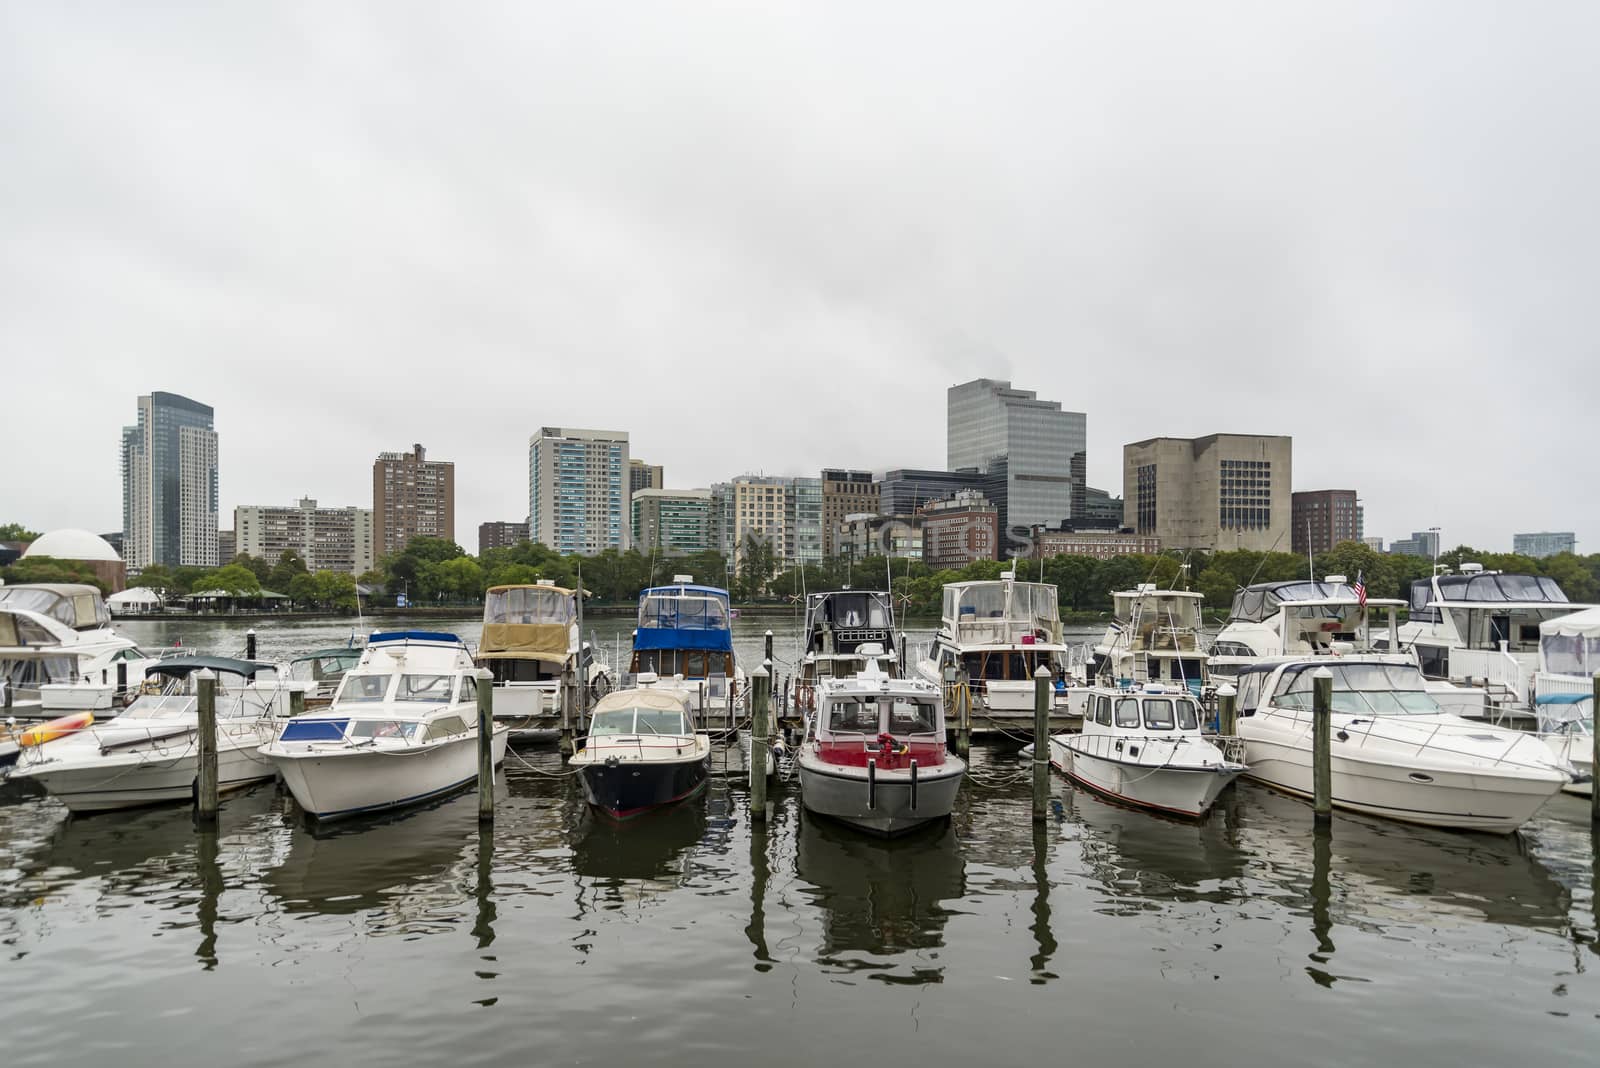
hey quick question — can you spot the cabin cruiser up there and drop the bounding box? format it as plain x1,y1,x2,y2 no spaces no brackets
9,657,294,812
476,582,612,740
795,590,899,707
627,577,742,714
1209,578,1405,681
1531,607,1599,796
261,631,508,821
916,572,1072,722
797,656,966,835
1234,656,1570,833
1048,683,1245,818
1392,565,1597,716
0,584,159,718
570,677,711,819
1088,585,1209,693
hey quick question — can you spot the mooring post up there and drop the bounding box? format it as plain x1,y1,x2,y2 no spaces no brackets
1217,683,1237,737
1591,672,1599,825
559,661,576,757
194,668,219,827
751,664,770,821
898,632,907,675
956,667,971,758
477,668,495,824
1312,666,1333,826
245,628,256,661
1033,664,1051,822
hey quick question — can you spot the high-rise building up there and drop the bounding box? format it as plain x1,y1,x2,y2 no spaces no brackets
629,460,664,497
1078,486,1124,531
217,529,235,563
821,469,878,556
235,498,375,575
1362,536,1385,552
121,391,219,571
879,468,987,516
632,489,717,555
1389,531,1440,559
1513,532,1576,559
478,521,530,554
947,378,1086,540
721,475,790,564
372,444,455,557
1292,490,1360,556
1122,434,1292,552
786,477,824,566
840,513,923,560
529,428,630,555
920,490,999,568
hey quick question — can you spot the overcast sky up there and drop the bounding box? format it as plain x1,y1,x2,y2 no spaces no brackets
4,2,1596,554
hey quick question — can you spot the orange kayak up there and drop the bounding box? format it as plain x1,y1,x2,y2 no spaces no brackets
16,711,95,748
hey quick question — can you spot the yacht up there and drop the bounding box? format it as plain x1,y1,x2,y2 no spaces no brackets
476,581,612,740
1209,578,1405,681
794,590,899,711
627,576,742,714
915,572,1071,721
261,631,509,821
1393,565,1597,714
0,583,159,718
8,657,294,812
1048,683,1245,818
1532,606,1598,796
570,677,711,819
1087,585,1209,693
1234,656,1570,833
797,654,966,835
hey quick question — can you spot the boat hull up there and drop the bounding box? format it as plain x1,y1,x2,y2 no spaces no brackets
576,755,708,819
1539,733,1594,798
268,730,509,821
1240,735,1563,834
1049,738,1240,818
12,738,275,813
797,752,966,835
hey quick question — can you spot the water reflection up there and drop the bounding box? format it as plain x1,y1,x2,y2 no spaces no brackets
1067,788,1248,910
568,802,708,915
1028,821,1056,983
194,828,222,970
792,812,966,984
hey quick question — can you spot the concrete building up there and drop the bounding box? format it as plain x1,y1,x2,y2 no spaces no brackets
1030,529,1162,560
841,513,922,560
879,468,986,516
1123,434,1292,552
1513,532,1577,558
948,378,1086,539
719,475,790,564
528,428,629,555
1390,530,1440,559
478,521,529,554
920,490,998,569
629,460,663,498
121,391,219,571
373,444,455,557
217,529,235,563
821,469,878,556
1362,536,1385,552
1292,490,1360,556
235,499,375,576
632,489,717,556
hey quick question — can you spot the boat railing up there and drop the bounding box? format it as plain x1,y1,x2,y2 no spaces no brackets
1449,647,1526,702
1269,704,1563,775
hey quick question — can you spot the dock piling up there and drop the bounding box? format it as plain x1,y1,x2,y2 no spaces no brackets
559,662,576,757
476,668,495,824
956,668,971,758
1312,667,1333,825
764,629,774,667
289,688,305,719
194,669,218,827
1033,665,1051,822
245,629,256,661
1217,684,1237,737
751,664,771,821
1591,673,1599,824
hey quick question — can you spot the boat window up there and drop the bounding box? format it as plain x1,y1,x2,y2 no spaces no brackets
590,710,636,736
1114,698,1141,728
1095,695,1112,726
638,592,729,631
395,674,454,702
824,592,892,630
1542,633,1585,675
1142,699,1175,730
1211,641,1254,658
636,708,687,735
424,715,469,740
340,674,390,702
349,719,422,741
457,674,477,703
1271,662,1442,716
887,699,936,735
485,586,575,626
828,698,881,734
279,719,349,742
1176,700,1199,730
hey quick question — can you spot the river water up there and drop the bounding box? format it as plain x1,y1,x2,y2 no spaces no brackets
1,616,1596,1066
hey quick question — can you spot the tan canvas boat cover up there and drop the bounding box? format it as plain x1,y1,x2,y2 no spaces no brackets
592,688,692,715
480,622,569,663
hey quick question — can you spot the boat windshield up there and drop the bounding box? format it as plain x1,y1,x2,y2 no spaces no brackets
816,592,891,629
638,592,729,631
589,707,688,736
826,697,936,736
339,674,391,702
0,612,58,647
0,587,109,629
395,674,455,702
1230,582,1354,623
1272,663,1441,716
485,586,575,626
349,719,423,742
1140,697,1201,731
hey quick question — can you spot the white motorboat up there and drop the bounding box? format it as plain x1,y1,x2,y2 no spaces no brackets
1048,684,1245,818
8,657,293,813
1234,656,1570,833
476,581,612,741
798,657,966,835
1208,577,1405,680
261,631,508,821
915,571,1072,722
0,583,160,718
1531,607,1599,796
570,677,710,819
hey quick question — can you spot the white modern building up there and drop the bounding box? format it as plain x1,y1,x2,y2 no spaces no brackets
529,427,630,555
235,498,375,575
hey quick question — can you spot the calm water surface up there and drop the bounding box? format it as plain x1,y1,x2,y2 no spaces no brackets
1,616,1596,1066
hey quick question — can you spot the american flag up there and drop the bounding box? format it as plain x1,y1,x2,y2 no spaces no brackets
1352,570,1366,607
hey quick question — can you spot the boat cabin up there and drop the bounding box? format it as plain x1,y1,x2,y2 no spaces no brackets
928,574,1067,685
478,582,582,686
1081,686,1205,734
587,688,695,741
126,657,286,720
801,590,897,681
0,584,111,632
1398,567,1594,680
629,577,735,682
1090,586,1207,690
1211,578,1402,663
812,664,947,770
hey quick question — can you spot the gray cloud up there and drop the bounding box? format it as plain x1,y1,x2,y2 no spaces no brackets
3,2,1596,552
